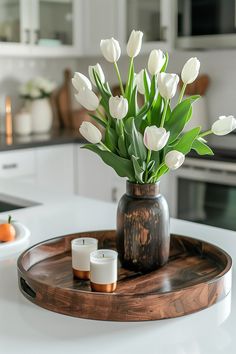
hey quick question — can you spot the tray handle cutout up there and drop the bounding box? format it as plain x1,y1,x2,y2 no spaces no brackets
20,278,36,299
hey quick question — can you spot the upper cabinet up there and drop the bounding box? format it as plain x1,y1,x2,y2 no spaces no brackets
125,0,175,53
0,0,83,57
0,0,175,57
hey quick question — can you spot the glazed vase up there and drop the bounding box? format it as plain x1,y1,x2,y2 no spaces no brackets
30,98,53,134
117,181,170,272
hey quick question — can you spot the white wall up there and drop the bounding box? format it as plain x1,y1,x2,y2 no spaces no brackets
0,49,236,132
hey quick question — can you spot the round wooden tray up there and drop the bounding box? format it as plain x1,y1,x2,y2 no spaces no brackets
17,230,232,321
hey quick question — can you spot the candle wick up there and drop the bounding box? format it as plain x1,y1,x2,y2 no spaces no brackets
83,239,85,245
102,253,104,258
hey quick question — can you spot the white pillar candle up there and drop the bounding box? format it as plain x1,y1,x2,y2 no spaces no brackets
90,249,118,292
71,237,98,279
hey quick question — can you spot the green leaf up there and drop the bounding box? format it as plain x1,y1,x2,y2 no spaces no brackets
150,94,162,126
125,59,134,101
82,144,134,180
150,75,158,102
118,136,128,158
105,126,117,152
192,139,214,155
161,52,169,72
172,127,201,155
128,118,147,161
131,155,144,183
89,114,107,128
165,95,200,143
128,86,138,117
143,69,150,101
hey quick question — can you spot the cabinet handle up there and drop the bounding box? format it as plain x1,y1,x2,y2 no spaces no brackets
34,29,40,44
160,26,168,41
2,163,18,170
24,29,30,44
111,187,118,202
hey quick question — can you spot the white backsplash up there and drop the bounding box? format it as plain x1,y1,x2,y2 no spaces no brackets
0,49,236,132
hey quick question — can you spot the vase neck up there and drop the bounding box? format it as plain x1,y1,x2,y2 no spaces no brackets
126,181,160,198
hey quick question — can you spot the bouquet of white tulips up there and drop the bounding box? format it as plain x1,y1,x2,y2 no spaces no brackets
20,77,56,100
73,30,236,184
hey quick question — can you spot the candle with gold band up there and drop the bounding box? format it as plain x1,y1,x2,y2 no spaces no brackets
71,238,98,280
90,249,118,293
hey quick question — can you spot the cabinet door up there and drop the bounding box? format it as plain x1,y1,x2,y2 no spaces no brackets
0,0,32,56
125,0,174,52
35,145,75,194
82,0,124,56
76,145,125,202
30,0,82,56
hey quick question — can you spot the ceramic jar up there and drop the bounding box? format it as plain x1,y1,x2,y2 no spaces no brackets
30,98,53,134
117,181,170,272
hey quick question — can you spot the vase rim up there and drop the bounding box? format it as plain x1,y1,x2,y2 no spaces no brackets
126,180,160,198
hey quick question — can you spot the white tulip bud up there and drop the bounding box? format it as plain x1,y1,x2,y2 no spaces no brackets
135,69,150,95
181,57,200,85
165,150,185,170
100,38,121,63
158,73,179,100
109,96,128,119
127,30,143,58
72,72,92,92
75,87,99,111
79,121,102,144
143,126,170,151
88,63,105,86
148,49,166,75
211,115,236,136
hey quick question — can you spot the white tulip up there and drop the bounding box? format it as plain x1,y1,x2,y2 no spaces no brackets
181,57,200,85
72,72,92,91
75,87,99,111
211,115,236,136
135,69,150,95
165,150,185,170
100,38,121,63
79,121,102,144
143,126,170,151
148,49,166,76
109,96,128,119
158,73,179,99
88,63,105,86
127,30,143,58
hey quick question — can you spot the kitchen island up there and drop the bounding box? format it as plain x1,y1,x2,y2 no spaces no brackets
0,180,235,354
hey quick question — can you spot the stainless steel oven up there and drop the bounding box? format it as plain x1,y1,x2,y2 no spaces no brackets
177,0,236,49
171,157,236,231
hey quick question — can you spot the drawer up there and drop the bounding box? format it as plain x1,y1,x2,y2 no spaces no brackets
0,150,36,178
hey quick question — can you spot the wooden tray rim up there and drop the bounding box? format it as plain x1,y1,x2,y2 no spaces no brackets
17,230,233,297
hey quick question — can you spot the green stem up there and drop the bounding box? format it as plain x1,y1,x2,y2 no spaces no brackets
8,215,12,224
144,149,152,183
160,99,169,127
100,142,111,152
125,57,134,97
96,109,107,123
114,61,125,96
199,129,212,138
178,83,187,104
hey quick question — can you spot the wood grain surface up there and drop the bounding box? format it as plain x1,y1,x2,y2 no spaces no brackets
17,230,232,321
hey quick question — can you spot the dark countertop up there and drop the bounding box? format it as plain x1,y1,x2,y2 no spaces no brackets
0,129,86,152
0,129,236,163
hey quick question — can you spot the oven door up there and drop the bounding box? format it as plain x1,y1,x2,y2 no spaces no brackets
171,158,236,231
177,0,236,49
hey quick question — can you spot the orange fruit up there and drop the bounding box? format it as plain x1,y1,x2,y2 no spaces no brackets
0,216,16,242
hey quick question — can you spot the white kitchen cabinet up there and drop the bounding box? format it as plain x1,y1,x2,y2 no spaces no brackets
124,0,175,53
0,144,75,193
82,0,124,56
0,0,83,57
35,144,75,193
76,145,126,203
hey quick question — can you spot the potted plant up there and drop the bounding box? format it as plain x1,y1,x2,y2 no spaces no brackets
72,30,236,272
20,77,56,134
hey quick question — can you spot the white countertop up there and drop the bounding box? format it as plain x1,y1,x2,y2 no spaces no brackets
0,180,235,354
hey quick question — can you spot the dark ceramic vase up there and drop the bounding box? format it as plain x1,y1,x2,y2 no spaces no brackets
116,181,170,272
